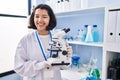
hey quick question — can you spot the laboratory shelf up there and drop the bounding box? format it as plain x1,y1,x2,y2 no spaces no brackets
55,6,105,18
61,69,88,80
67,41,103,47
104,43,120,52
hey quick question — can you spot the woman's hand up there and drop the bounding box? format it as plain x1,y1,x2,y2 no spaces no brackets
44,58,56,68
44,61,52,68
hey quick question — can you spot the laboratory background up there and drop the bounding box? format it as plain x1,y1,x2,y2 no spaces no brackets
0,0,120,80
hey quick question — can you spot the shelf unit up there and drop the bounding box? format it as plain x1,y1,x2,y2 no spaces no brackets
55,6,105,80
56,4,120,80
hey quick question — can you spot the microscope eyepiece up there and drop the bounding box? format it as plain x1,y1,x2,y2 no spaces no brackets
63,28,70,33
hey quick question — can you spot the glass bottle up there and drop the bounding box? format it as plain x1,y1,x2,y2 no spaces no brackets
92,25,99,42
82,25,88,41
76,29,83,41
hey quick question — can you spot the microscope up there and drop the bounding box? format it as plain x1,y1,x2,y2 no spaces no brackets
48,28,71,66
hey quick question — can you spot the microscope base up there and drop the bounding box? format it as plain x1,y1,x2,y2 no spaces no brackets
51,63,70,66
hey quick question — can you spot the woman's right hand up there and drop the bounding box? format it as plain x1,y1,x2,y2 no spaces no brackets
44,58,55,68
44,61,52,68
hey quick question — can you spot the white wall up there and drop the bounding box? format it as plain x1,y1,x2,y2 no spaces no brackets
0,0,28,16
0,17,28,73
0,0,28,74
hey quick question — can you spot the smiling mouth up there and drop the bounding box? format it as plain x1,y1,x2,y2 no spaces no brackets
37,22,45,26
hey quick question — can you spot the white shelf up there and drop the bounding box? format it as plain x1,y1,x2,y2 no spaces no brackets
61,69,88,80
67,41,103,47
104,43,120,52
55,7,105,18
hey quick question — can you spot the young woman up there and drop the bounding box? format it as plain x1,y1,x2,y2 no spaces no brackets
14,4,72,80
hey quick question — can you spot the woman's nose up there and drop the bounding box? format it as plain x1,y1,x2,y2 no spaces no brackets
38,17,43,22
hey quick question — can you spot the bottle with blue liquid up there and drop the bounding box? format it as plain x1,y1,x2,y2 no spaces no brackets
92,25,99,42
82,25,88,41
71,55,80,68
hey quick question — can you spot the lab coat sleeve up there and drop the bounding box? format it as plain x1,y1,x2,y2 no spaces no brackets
14,37,45,77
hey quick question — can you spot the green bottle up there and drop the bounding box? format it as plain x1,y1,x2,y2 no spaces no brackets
90,58,100,79
91,68,100,79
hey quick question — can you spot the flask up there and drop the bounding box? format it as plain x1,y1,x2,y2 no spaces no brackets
82,25,88,41
90,58,100,79
85,25,93,43
61,0,65,12
64,0,70,12
81,0,88,9
57,1,61,13
92,25,99,42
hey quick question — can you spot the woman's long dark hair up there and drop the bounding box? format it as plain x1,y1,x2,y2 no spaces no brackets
28,4,56,31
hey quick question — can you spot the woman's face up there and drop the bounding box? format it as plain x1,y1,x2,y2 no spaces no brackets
34,9,50,33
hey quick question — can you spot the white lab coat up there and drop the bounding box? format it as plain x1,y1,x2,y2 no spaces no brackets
14,30,63,80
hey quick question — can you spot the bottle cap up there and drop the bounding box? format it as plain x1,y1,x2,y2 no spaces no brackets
84,25,88,28
93,25,97,27
78,29,80,31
